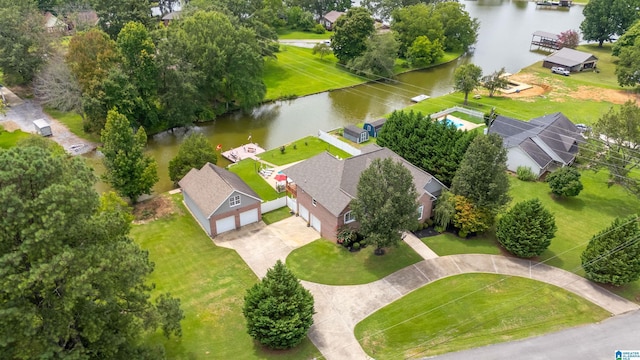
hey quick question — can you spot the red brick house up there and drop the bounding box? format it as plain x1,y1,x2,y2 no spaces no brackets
179,163,262,237
283,145,446,241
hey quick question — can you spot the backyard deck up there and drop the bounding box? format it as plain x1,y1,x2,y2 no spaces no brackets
221,143,265,163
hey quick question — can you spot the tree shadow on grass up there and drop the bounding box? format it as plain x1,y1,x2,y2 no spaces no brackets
548,193,586,211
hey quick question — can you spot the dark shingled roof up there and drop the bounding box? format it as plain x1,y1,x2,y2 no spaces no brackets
178,163,260,218
367,118,387,129
284,145,446,216
344,124,366,137
544,48,598,67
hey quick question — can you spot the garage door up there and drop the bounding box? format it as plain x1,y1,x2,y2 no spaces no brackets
240,209,259,226
215,216,236,234
311,214,321,233
299,205,309,221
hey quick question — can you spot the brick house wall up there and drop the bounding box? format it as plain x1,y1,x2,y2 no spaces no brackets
208,201,262,237
296,187,340,241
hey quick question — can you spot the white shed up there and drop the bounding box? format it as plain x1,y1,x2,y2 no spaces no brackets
33,119,52,137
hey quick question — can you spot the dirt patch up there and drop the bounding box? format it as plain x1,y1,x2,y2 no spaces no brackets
0,120,20,132
133,194,179,224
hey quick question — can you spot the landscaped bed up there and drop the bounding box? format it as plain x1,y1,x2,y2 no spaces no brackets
257,135,352,165
286,239,423,285
355,273,610,359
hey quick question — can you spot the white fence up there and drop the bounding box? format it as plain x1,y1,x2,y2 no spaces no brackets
261,197,286,213
430,106,484,120
318,130,361,156
286,196,297,212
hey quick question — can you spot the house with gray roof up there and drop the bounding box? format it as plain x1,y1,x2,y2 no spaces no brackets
543,48,598,72
488,112,584,178
283,145,446,241
321,10,344,30
179,163,262,237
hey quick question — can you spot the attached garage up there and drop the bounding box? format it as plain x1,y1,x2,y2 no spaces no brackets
310,214,321,233
240,208,259,226
215,216,236,234
299,205,309,221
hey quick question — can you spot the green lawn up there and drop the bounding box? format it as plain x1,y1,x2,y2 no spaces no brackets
228,158,282,201
257,136,352,165
277,29,333,40
448,111,484,124
44,107,100,142
130,195,321,359
262,206,292,225
0,126,31,148
286,239,423,285
355,273,610,359
422,232,502,256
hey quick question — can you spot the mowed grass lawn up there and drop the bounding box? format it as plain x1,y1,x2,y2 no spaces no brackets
0,126,31,148
228,158,282,201
44,107,101,143
355,273,610,359
130,195,320,359
277,29,333,40
257,135,351,165
286,239,423,285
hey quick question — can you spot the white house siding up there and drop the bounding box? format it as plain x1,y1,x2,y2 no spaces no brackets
183,191,212,235
506,147,543,177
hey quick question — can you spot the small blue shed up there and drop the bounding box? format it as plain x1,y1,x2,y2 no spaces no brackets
343,125,369,144
363,118,387,138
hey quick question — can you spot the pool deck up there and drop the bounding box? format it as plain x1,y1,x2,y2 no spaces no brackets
221,143,265,163
435,115,484,132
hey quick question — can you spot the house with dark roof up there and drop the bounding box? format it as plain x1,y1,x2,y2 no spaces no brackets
179,163,262,237
283,145,446,241
343,124,369,144
321,11,344,30
363,118,386,138
488,112,584,178
543,48,598,72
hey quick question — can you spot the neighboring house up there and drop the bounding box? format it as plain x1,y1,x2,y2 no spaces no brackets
488,112,584,178
179,163,262,237
283,145,446,241
44,12,67,33
73,10,99,30
543,48,598,72
343,124,369,144
363,118,386,138
162,11,181,26
321,11,344,30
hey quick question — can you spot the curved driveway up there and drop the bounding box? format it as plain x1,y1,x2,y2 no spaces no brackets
215,220,639,360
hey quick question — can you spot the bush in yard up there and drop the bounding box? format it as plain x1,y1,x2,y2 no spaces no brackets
496,199,557,258
243,260,314,349
516,166,537,182
451,195,494,237
337,226,357,248
581,215,640,286
547,166,583,197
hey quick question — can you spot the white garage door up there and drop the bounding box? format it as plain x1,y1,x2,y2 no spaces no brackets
299,205,309,221
215,216,236,234
240,209,259,226
311,214,321,233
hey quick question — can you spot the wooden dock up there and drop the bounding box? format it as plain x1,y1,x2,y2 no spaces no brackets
221,143,265,163
411,94,430,103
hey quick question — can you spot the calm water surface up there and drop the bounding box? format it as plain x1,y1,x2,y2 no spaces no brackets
89,0,585,193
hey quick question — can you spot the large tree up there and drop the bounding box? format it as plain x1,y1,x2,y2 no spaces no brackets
496,199,557,258
168,132,218,183
243,260,314,349
584,101,640,197
407,36,444,67
615,39,640,87
434,1,479,52
612,20,640,56
348,33,399,78
331,7,375,64
581,215,640,286
391,4,445,57
93,0,152,39
33,54,83,115
101,109,158,203
362,0,443,21
580,0,640,47
482,67,509,97
351,157,419,254
451,133,510,211
377,110,477,186
0,144,183,359
547,166,584,197
453,63,482,105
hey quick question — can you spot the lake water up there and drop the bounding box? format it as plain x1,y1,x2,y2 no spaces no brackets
88,0,586,194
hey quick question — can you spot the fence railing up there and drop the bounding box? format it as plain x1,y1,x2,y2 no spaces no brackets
318,130,361,156
430,106,484,120
261,197,286,213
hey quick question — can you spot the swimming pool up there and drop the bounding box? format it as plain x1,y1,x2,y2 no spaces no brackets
440,118,465,128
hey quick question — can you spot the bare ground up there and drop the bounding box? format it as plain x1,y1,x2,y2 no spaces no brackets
132,194,180,224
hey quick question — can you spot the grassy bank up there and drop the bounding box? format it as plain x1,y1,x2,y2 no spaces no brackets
130,195,321,359
355,273,609,359
0,125,31,148
257,135,352,165
277,29,333,40
228,158,282,201
44,107,100,143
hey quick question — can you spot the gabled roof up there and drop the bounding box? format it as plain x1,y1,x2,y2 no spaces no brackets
162,11,181,21
44,12,66,29
365,118,387,129
544,48,598,67
178,163,260,218
533,30,559,40
488,112,583,166
322,10,345,23
284,145,445,216
344,124,366,137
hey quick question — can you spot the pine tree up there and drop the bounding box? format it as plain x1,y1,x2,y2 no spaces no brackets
496,199,557,258
581,215,640,286
243,260,315,349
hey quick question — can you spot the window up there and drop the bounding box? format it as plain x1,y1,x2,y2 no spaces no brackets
344,211,355,224
229,195,241,207
312,198,317,207
417,205,424,220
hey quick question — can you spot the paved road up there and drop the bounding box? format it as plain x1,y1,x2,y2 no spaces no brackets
427,309,640,360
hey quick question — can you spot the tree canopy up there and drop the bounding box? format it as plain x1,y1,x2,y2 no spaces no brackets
331,7,376,64
168,132,218,183
482,67,509,97
350,157,419,254
496,198,557,258
557,29,580,49
93,0,153,39
376,110,477,186
243,260,314,349
581,215,640,285
348,33,399,78
547,166,584,197
580,0,640,47
612,20,640,56
453,63,483,105
101,109,158,203
615,39,640,87
0,143,183,358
